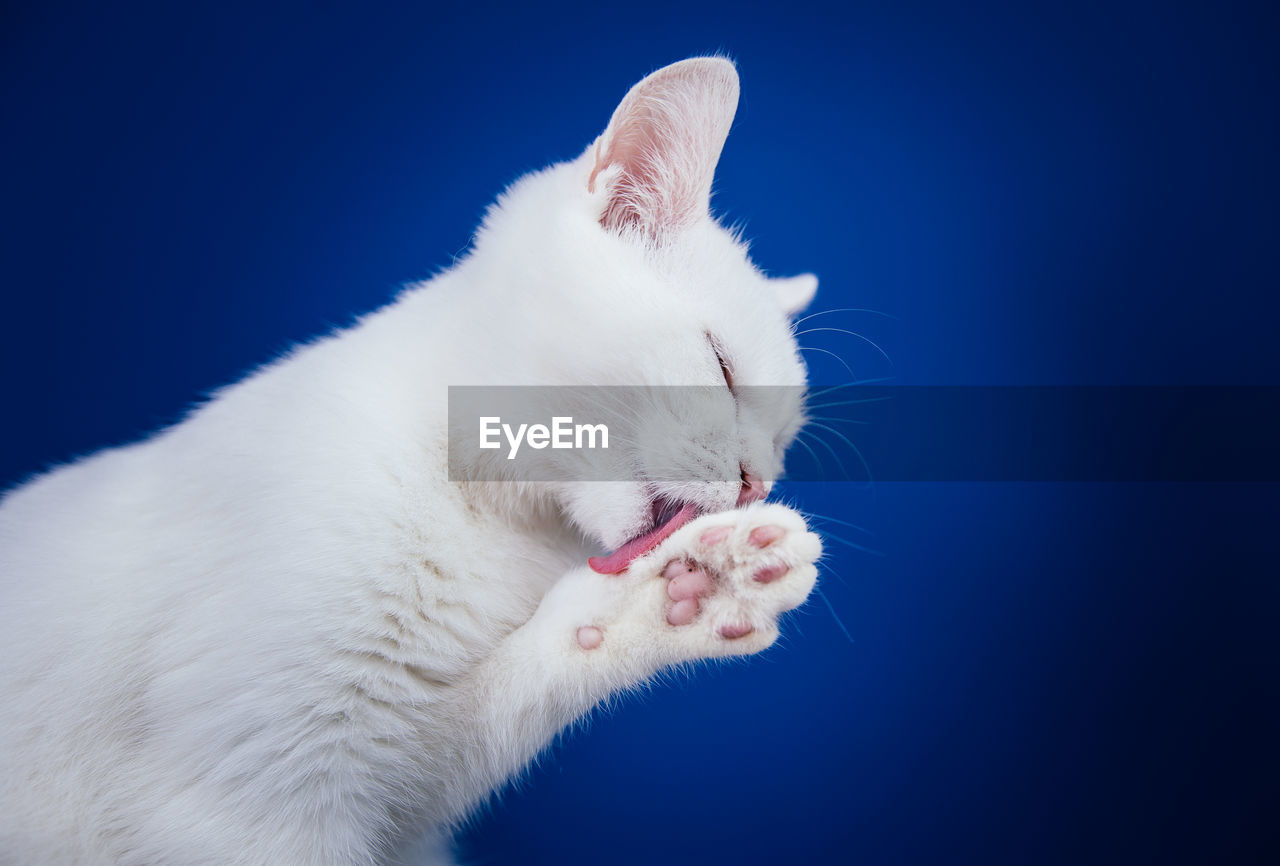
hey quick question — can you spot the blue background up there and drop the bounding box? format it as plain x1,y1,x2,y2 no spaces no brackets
2,1,1277,863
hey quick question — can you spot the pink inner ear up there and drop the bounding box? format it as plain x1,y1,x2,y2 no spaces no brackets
596,109,694,233
590,58,739,240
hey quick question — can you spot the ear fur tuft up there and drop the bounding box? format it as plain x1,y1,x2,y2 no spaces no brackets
771,273,819,317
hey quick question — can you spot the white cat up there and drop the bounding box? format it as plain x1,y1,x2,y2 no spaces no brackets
0,57,823,864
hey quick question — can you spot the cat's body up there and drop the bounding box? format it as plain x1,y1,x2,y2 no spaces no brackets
0,59,823,864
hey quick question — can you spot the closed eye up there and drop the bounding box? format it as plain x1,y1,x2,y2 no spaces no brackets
706,333,734,392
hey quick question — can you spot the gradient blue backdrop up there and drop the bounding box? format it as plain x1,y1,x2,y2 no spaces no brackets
2,1,1277,863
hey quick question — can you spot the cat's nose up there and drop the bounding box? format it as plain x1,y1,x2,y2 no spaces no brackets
737,470,767,506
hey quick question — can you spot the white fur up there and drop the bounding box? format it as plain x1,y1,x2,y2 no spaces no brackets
0,58,821,864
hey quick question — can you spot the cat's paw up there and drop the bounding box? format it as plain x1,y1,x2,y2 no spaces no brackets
577,503,821,664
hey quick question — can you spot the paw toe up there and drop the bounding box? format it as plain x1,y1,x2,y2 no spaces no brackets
699,526,731,546
718,621,755,640
667,598,700,626
753,563,789,584
667,568,713,601
662,559,694,579
748,525,785,548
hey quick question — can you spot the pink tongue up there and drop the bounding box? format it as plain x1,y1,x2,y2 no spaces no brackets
588,504,698,575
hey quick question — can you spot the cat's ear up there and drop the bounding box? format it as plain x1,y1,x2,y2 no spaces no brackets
771,273,819,318
588,57,739,242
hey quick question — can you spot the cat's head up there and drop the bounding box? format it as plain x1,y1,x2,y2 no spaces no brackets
462,58,816,570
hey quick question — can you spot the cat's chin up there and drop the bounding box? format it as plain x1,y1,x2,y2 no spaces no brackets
587,495,701,575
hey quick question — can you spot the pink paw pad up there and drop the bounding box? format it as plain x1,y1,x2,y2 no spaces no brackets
667,567,713,601
753,563,789,584
748,525,785,548
663,558,715,625
718,621,755,640
576,626,603,650
667,598,700,626
663,559,694,579
700,526,731,546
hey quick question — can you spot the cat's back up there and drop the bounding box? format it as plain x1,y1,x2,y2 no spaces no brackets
0,291,565,862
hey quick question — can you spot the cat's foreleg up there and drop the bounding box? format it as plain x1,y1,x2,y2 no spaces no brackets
452,502,821,815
